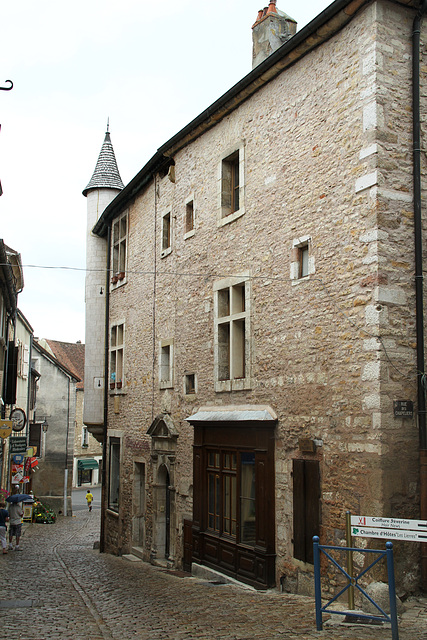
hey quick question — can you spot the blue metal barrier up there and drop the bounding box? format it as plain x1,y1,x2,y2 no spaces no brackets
313,536,399,640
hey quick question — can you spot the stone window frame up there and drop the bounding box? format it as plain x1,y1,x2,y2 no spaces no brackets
159,338,174,389
161,208,172,258
110,321,125,392
213,274,252,392
290,235,315,282
217,142,246,227
108,435,121,513
111,210,128,288
184,193,195,239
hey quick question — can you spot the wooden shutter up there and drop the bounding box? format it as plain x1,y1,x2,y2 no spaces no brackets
4,342,18,405
293,459,320,564
29,423,42,454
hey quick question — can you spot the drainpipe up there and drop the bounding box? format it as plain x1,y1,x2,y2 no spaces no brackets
100,225,111,554
412,0,427,592
63,376,71,517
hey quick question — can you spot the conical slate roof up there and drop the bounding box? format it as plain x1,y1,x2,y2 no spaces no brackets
83,129,124,197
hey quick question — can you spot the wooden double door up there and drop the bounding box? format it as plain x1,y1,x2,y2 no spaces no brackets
192,422,276,589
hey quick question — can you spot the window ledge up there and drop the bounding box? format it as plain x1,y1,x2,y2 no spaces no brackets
161,247,172,259
106,508,120,518
291,276,311,286
215,378,251,393
218,207,245,228
184,229,195,240
160,381,173,390
111,277,127,290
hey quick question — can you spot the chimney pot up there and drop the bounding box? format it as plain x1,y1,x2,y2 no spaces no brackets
267,1,277,13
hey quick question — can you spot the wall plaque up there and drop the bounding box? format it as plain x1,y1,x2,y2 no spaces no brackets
393,400,413,418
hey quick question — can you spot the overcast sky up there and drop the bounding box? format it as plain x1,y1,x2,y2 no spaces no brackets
1,0,329,343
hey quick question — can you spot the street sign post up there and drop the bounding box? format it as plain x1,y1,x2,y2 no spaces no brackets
350,515,427,541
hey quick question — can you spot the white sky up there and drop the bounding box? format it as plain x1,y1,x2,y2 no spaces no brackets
1,0,329,343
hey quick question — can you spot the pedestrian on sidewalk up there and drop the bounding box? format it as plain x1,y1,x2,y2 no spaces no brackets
85,489,93,512
0,501,9,554
8,501,23,551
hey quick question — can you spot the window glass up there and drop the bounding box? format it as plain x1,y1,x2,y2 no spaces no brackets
110,323,124,387
112,212,127,277
109,439,120,511
221,151,240,217
215,281,249,384
185,201,194,234
162,213,171,251
205,449,255,545
240,452,256,545
300,245,309,278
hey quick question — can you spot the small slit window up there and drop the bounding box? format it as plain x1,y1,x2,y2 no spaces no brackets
162,212,171,253
186,201,194,234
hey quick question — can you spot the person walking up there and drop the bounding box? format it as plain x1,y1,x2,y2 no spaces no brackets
0,501,9,554
8,500,23,550
85,489,93,512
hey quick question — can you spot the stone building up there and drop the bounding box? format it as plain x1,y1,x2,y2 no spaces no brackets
84,0,427,594
31,340,79,515
39,339,102,487
0,241,25,489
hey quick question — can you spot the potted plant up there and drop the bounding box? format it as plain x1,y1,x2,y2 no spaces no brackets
111,275,119,285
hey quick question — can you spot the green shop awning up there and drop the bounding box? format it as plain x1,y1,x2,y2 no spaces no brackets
78,458,99,470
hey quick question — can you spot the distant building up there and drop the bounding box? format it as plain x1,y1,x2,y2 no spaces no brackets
40,339,102,487
84,0,427,594
31,340,79,515
0,241,27,490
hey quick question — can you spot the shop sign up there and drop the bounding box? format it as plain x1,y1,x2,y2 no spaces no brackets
9,437,28,453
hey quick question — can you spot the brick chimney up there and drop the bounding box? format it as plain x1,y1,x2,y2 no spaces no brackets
252,1,297,68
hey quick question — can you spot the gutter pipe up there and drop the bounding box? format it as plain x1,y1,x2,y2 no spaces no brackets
99,224,111,554
413,0,427,593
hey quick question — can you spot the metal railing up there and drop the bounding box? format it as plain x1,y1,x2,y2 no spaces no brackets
313,536,399,640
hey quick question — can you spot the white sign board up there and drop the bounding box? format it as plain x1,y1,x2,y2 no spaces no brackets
351,526,427,542
351,515,427,531
351,515,427,542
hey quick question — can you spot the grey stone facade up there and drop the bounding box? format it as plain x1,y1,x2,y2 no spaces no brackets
84,0,427,594
31,341,78,515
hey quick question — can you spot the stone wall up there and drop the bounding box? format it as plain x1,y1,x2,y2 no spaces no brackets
101,0,425,593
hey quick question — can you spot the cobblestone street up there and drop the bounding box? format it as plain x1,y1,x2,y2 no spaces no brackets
0,508,426,640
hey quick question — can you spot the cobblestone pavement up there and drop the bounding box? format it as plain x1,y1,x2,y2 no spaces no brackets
0,509,426,640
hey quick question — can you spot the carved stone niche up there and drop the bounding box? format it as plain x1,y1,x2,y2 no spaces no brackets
147,413,178,458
